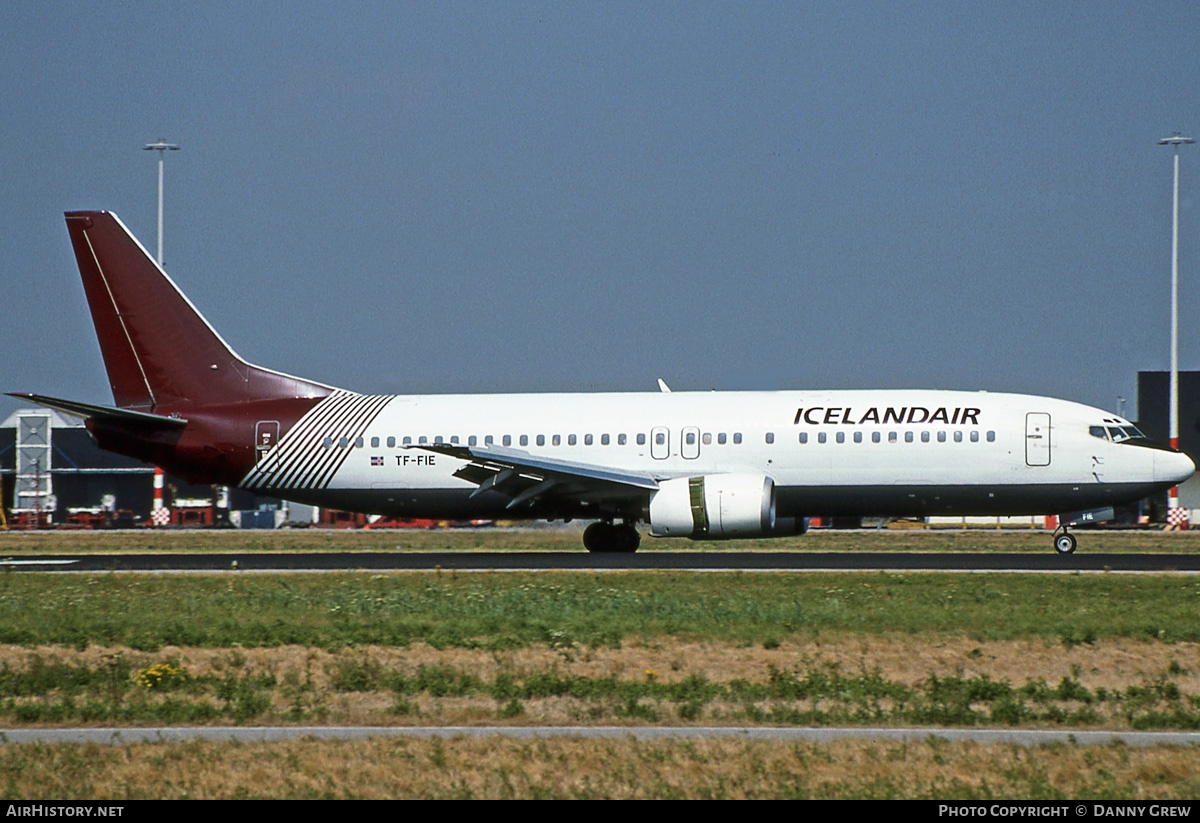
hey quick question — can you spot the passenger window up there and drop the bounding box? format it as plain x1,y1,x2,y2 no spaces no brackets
733,433,743,444
954,431,963,443
937,431,946,443
485,435,494,445
655,432,665,445
603,434,611,445
468,435,477,446
765,432,774,444
618,434,627,445
569,434,577,446
339,437,349,448
920,431,930,443
520,435,528,446
836,431,845,444
987,431,996,442
701,433,711,445
872,432,881,443
371,436,380,448
888,432,897,443
904,432,913,443
818,432,827,444
503,435,512,446
970,431,979,442
585,434,593,445
718,433,727,445
537,434,545,446
553,435,561,446
355,437,364,448
434,436,443,445
403,436,412,446
323,436,333,448
451,436,459,444
853,431,862,443
799,432,808,444
637,433,646,446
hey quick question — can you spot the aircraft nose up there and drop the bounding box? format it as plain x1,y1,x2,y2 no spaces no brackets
1156,449,1196,485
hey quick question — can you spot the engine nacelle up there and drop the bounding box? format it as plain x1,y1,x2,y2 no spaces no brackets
649,474,804,539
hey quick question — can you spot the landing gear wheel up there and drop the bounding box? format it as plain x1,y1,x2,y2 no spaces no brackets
614,523,641,553
582,522,642,553
582,522,612,552
1054,531,1077,555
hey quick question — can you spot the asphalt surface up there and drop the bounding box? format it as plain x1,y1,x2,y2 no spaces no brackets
1,551,1198,572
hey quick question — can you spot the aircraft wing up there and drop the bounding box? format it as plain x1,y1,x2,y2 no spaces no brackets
6,393,188,428
409,442,659,511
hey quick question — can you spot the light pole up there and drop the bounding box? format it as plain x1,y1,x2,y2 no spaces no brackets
142,139,179,524
142,139,180,266
1157,132,1194,519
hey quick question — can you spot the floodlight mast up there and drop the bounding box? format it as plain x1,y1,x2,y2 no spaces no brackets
142,138,180,519
1157,132,1194,516
142,139,180,266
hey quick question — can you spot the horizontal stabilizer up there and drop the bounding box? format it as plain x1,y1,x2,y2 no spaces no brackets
6,393,188,428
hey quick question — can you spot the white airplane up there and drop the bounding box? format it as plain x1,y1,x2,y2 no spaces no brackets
11,211,1194,554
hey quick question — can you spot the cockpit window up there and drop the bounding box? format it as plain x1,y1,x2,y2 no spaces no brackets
1090,424,1148,443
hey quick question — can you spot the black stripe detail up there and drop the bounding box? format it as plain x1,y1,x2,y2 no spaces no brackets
243,392,394,491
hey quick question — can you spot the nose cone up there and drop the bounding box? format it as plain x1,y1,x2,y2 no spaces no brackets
1156,449,1196,485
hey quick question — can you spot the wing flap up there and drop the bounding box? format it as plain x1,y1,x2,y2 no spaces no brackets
411,442,659,509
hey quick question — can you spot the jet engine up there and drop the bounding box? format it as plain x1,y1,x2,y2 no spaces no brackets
648,474,805,539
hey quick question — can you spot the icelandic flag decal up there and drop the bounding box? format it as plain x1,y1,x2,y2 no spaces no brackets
370,456,384,466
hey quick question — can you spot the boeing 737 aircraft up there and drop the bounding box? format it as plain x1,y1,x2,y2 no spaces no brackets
10,212,1194,553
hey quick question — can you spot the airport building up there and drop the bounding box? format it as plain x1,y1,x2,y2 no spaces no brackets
1136,370,1200,512
0,407,291,527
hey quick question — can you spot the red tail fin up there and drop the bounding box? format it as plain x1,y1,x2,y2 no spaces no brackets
65,211,333,410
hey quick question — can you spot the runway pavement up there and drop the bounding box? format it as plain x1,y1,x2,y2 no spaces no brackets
1,551,1199,572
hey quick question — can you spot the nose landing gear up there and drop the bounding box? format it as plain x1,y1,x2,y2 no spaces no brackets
1053,526,1077,555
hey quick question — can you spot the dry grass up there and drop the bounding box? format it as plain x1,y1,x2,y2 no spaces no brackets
3,735,1198,799
1,636,1195,729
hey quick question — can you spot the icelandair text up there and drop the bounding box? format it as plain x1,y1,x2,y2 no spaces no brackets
794,406,981,426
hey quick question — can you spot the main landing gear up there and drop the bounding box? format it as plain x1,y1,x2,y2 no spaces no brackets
582,521,642,553
1053,525,1077,555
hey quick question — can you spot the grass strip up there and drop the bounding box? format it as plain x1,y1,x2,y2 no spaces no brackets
0,571,1197,649
3,651,1196,730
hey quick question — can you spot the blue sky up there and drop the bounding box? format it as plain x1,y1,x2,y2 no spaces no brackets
3,2,1198,422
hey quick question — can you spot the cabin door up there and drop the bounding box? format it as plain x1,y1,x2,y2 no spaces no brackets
681,427,700,460
650,426,670,460
1025,413,1051,467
